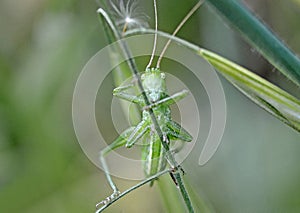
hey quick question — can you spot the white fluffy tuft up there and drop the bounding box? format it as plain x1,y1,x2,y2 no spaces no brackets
110,0,149,31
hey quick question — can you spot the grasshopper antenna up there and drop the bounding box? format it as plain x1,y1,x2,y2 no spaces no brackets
146,0,158,70
156,1,204,69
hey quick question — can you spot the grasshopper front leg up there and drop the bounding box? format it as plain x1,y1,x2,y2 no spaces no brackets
113,84,143,105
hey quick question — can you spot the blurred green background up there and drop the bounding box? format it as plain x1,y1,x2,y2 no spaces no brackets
1,0,300,212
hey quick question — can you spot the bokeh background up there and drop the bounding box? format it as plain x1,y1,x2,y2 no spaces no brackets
1,0,300,212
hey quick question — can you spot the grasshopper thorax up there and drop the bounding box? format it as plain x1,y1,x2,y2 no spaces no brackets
141,68,166,103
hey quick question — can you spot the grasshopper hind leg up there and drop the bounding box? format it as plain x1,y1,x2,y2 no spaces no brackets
97,121,150,209
97,127,135,209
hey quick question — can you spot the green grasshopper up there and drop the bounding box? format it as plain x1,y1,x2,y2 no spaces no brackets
96,1,203,212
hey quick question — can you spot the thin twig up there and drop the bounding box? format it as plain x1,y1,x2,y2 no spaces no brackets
95,169,172,213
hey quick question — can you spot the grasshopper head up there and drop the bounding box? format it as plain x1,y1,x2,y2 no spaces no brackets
141,68,166,102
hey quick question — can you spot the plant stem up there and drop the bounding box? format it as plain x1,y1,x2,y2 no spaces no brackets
173,172,194,213
205,0,300,86
96,169,171,213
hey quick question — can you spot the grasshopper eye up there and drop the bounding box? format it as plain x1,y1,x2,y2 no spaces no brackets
160,73,165,79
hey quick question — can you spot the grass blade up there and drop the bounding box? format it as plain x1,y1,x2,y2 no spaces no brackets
205,0,300,86
200,49,300,132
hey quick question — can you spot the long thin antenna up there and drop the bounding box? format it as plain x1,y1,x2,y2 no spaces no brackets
156,1,204,68
146,0,158,70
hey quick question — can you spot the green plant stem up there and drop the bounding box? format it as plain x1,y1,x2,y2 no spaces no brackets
174,172,194,213
205,0,300,86
157,176,187,213
96,169,171,213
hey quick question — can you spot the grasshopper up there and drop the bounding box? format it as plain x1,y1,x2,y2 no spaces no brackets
96,1,203,212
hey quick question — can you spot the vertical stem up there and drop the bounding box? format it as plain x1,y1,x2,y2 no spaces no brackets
157,175,187,213
173,172,194,213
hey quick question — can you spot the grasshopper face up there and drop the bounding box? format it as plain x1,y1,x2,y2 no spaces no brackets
141,68,166,103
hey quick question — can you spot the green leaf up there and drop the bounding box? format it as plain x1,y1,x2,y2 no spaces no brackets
206,0,300,86
199,49,300,132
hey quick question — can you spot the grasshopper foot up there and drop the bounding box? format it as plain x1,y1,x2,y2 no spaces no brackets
96,190,121,209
